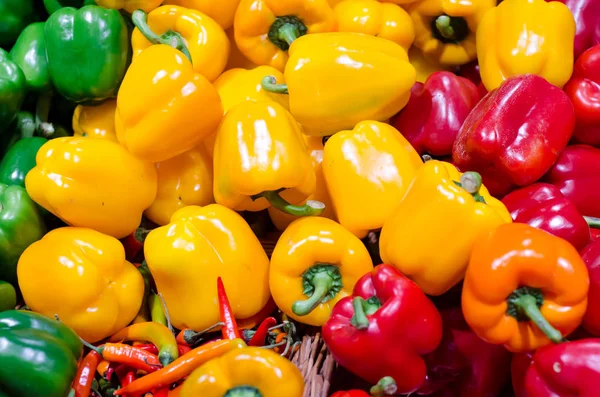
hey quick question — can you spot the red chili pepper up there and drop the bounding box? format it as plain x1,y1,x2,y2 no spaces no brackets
177,345,191,355
120,370,143,397
152,388,169,397
81,340,163,374
217,277,240,340
121,228,151,262
330,391,370,397
248,317,277,347
72,350,102,397
133,343,159,355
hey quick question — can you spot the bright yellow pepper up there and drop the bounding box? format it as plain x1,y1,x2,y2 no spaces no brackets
25,137,157,239
323,121,422,239
163,0,241,30
233,0,336,72
213,100,323,217
407,0,495,66
379,160,512,296
18,227,144,342
131,5,230,82
262,32,416,136
268,136,336,231
181,347,304,397
72,99,118,142
115,44,223,163
334,0,415,51
409,46,452,83
144,204,271,331
224,28,257,70
270,217,374,326
477,0,575,91
144,146,214,226
95,0,163,13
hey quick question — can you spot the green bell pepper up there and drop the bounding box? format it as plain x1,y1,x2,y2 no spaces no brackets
0,185,45,286
0,49,26,131
44,0,100,15
9,23,51,92
0,0,37,49
0,111,35,155
0,281,16,313
45,5,130,104
0,310,82,397
0,137,48,188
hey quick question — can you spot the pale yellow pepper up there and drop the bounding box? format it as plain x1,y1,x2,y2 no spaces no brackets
72,99,118,142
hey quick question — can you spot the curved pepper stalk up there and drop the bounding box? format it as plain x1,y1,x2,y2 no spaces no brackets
132,10,193,64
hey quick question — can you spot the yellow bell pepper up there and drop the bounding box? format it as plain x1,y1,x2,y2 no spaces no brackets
181,347,304,397
25,137,157,239
144,204,271,331
72,99,118,142
270,217,374,326
17,227,144,342
323,121,422,239
213,100,323,217
407,0,495,66
268,136,336,231
115,44,223,163
233,0,336,72
225,28,257,70
131,5,229,82
144,146,214,226
477,0,575,91
334,0,415,51
262,32,416,136
163,0,240,30
95,0,163,13
409,46,452,83
379,160,512,296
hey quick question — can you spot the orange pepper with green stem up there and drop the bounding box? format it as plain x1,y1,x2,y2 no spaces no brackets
163,0,241,30
109,322,179,366
72,99,117,142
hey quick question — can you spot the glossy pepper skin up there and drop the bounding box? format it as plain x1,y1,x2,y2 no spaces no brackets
270,217,373,326
524,339,600,395
462,223,589,352
477,0,575,91
233,0,336,72
267,32,416,136
180,347,304,397
548,0,600,59
18,227,145,342
145,146,214,226
0,137,47,188
416,307,512,397
164,0,240,30
132,5,229,82
95,0,164,13
0,184,45,286
453,74,575,197
333,0,414,51
45,5,129,104
391,71,480,156
72,99,118,141
323,121,422,239
144,205,271,332
544,145,600,218
407,0,495,66
502,183,591,251
9,22,51,92
379,161,512,296
116,44,223,163
0,0,36,48
564,45,600,146
43,0,97,15
0,281,16,312
25,137,157,239
409,46,452,83
581,240,600,336
0,310,82,397
323,264,442,394
0,49,26,131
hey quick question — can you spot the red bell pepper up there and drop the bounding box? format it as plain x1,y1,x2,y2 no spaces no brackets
511,352,534,397
582,240,600,336
564,45,600,147
331,391,370,397
546,0,600,58
391,71,480,156
501,183,592,251
416,307,511,397
322,264,443,394
524,339,600,396
544,144,600,217
453,74,575,197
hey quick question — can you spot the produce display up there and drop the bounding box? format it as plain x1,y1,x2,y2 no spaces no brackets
1,0,600,396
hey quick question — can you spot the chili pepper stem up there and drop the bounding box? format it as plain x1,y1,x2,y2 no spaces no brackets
370,376,398,396
224,386,263,397
292,272,334,316
157,292,173,333
253,190,325,217
514,294,563,343
350,297,370,330
80,337,103,355
585,216,600,229
261,76,289,94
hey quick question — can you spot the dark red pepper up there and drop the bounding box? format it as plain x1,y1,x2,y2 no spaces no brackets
391,71,480,156
545,0,600,58
330,391,370,397
416,307,511,397
501,183,591,250
453,74,575,197
581,240,600,336
248,316,277,347
322,264,442,394
511,352,534,397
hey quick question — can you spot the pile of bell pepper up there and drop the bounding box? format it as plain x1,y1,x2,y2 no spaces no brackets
2,0,600,396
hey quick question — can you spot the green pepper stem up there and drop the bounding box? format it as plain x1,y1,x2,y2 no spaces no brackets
224,386,262,397
261,76,289,94
67,389,75,397
350,297,370,330
254,190,325,217
80,338,103,355
132,10,193,64
370,376,398,396
459,172,487,204
267,15,308,51
585,216,600,229
435,15,455,40
515,294,563,343
292,272,334,316
277,24,299,46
